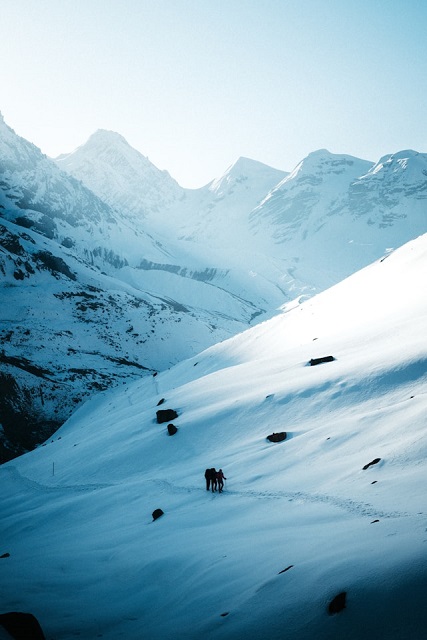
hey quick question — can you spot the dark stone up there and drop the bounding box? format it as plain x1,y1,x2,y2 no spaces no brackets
328,591,347,615
220,612,229,617
267,432,287,443
156,409,178,423
152,508,164,521
0,553,10,558
157,398,165,406
0,612,46,639
167,423,178,436
371,519,380,524
278,565,294,574
363,458,381,470
309,356,335,366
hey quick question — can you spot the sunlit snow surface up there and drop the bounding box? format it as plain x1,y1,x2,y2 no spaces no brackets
1,234,427,639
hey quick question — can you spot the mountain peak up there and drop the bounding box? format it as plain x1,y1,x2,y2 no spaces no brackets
282,148,372,184
88,128,129,146
209,156,286,196
55,128,183,218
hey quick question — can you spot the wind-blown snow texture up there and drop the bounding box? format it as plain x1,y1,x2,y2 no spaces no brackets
1,111,427,461
1,234,427,639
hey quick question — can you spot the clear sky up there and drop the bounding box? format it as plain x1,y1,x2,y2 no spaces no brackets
1,0,426,187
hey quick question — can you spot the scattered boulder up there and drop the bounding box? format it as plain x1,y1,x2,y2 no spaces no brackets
167,423,178,436
0,553,10,559
152,508,164,521
363,458,381,470
157,398,165,406
309,356,335,366
267,432,287,443
371,519,380,524
0,612,46,639
156,409,178,424
328,591,347,615
220,612,229,617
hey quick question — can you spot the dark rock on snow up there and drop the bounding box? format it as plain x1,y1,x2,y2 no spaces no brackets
363,457,381,470
267,432,287,443
167,423,178,436
156,409,178,423
278,565,294,574
309,356,335,366
328,591,347,615
0,612,46,639
152,508,164,521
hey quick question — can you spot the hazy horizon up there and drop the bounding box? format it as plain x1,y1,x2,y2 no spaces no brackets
1,0,426,187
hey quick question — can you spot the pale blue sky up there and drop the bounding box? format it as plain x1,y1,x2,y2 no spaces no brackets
1,0,426,187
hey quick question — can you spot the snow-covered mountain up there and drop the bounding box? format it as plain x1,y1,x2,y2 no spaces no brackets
56,129,184,220
250,148,427,289
1,113,426,462
1,233,426,639
0,116,284,461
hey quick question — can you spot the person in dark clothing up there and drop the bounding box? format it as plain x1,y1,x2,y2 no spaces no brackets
216,469,226,492
204,468,211,491
210,468,217,492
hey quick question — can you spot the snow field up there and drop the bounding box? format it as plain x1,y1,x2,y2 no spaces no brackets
1,234,427,639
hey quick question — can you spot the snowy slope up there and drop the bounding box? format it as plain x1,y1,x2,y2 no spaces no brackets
0,213,267,460
1,234,426,639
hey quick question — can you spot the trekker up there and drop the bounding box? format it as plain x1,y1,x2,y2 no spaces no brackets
216,469,226,493
210,468,217,492
204,468,211,491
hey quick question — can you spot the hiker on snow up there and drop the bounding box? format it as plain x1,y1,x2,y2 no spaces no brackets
216,469,226,492
210,468,218,492
204,468,212,491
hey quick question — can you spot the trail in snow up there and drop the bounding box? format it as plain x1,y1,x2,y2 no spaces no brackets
5,463,407,522
0,466,113,494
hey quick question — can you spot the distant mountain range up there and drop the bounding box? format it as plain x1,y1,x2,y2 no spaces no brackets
1,111,426,460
